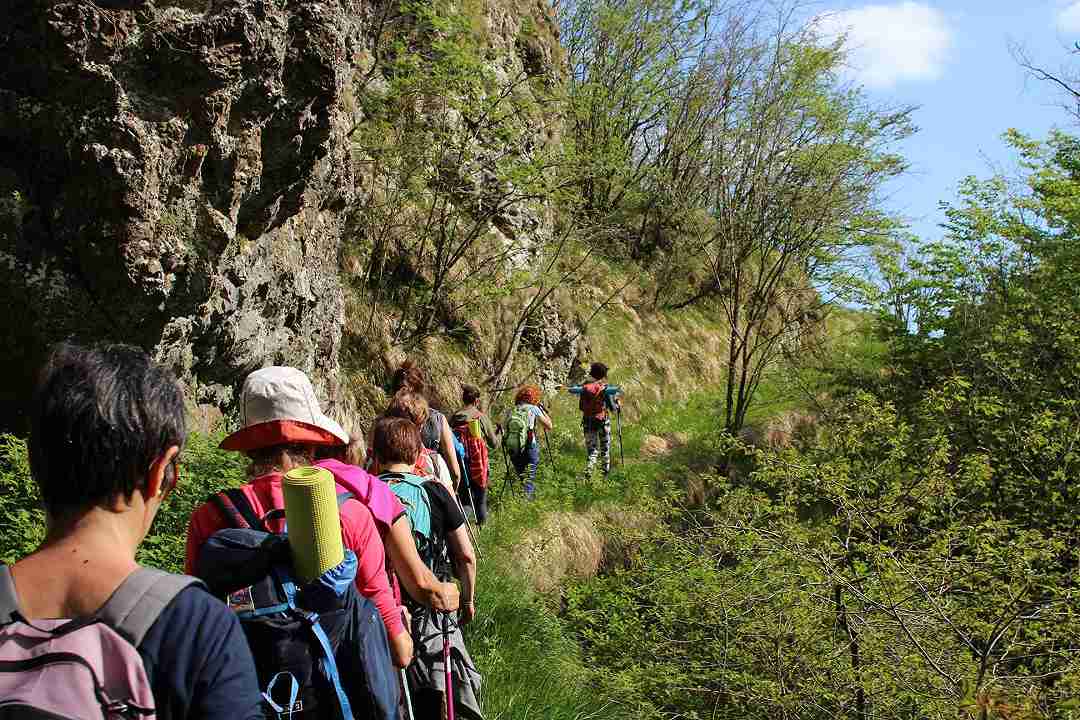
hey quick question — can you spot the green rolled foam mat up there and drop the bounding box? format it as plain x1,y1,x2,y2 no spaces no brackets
282,466,345,583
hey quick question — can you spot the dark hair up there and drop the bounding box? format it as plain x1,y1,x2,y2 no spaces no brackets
589,362,608,380
29,343,187,518
390,360,426,395
249,444,313,473
372,416,421,466
386,389,428,426
461,384,481,406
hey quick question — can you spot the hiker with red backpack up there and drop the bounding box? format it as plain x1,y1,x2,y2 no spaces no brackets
450,385,501,528
567,362,623,481
0,343,262,719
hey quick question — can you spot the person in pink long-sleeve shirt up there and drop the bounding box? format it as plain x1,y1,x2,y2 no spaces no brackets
184,470,407,646
182,367,413,668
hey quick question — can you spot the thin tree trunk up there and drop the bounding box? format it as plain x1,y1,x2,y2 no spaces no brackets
835,584,866,720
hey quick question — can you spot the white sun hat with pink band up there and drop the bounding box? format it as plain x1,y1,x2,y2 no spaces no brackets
219,366,349,451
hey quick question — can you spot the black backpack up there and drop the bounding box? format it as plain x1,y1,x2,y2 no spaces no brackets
195,489,399,720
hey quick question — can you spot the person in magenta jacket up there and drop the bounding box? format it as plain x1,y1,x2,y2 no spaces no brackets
313,455,460,612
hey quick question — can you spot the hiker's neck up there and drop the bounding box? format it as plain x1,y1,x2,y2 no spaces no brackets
39,504,145,567
383,462,414,474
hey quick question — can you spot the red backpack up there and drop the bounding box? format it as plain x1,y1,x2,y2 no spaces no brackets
579,381,608,420
452,416,490,489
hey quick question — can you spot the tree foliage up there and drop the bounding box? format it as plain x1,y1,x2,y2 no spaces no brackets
561,0,911,434
565,130,1080,719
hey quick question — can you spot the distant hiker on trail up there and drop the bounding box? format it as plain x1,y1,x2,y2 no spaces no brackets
567,362,623,480
385,389,456,492
450,384,501,527
0,343,262,719
184,366,415,670
373,417,483,720
503,385,552,499
392,360,462,488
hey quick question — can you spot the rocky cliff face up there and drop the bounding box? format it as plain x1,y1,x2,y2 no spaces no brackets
0,0,562,430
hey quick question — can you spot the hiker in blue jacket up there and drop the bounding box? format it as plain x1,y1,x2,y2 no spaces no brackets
1,343,262,719
566,362,623,481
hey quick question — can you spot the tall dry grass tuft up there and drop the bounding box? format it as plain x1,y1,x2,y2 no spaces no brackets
740,410,819,450
514,511,605,593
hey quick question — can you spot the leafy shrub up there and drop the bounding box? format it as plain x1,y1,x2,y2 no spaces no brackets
0,434,43,565
0,431,246,574
137,432,248,573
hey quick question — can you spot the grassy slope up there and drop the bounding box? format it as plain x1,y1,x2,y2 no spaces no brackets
464,392,719,720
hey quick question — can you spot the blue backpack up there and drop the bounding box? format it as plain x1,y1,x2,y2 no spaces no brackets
196,489,399,720
380,472,448,578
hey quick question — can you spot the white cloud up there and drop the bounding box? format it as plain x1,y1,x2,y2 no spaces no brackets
814,2,952,90
1058,1,1080,33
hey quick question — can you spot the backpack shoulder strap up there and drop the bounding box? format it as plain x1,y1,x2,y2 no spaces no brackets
97,567,205,646
211,488,264,531
0,565,19,624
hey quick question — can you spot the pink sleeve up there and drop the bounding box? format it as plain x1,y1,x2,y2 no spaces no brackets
342,501,405,638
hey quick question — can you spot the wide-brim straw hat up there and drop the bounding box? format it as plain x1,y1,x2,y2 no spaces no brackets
220,366,349,451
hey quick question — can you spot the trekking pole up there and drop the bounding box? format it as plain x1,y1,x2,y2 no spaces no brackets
542,428,558,483
452,474,483,560
615,407,625,467
401,668,415,720
497,444,515,501
443,613,456,720
538,403,558,483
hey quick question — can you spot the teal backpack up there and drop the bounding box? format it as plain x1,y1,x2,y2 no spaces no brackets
380,472,443,574
504,405,531,454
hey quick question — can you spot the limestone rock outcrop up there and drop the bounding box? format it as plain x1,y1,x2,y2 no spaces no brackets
0,0,562,429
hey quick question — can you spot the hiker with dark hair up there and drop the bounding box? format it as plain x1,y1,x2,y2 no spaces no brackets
450,384,500,527
567,362,623,481
503,385,552,499
0,343,262,719
184,367,415,670
313,426,461,618
373,417,483,720
391,360,462,488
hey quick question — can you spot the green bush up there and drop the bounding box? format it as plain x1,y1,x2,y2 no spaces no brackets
0,431,246,573
0,434,43,565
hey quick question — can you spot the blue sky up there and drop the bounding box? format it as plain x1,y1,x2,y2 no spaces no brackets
814,1,1080,241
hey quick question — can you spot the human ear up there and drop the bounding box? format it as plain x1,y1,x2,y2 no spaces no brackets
145,445,181,500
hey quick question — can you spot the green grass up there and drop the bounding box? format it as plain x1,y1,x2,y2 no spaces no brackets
462,387,735,719
467,345,843,718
